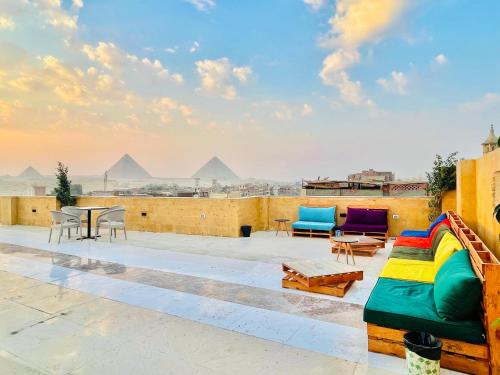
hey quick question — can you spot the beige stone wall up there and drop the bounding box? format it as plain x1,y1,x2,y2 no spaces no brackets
457,149,500,257
0,195,432,238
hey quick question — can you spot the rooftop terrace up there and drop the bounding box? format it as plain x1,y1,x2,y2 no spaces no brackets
0,225,465,375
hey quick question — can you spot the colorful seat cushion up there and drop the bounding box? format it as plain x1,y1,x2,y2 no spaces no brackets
297,206,336,224
291,221,335,231
399,213,447,237
434,250,482,321
433,232,463,271
394,220,450,248
364,278,485,343
383,232,463,282
399,229,428,237
340,223,388,233
380,258,436,283
389,246,434,261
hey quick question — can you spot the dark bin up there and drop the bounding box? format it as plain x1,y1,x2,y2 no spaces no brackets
241,225,252,237
404,332,442,374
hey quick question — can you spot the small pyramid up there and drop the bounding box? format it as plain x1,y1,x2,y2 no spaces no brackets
192,156,239,180
18,166,43,179
107,154,152,179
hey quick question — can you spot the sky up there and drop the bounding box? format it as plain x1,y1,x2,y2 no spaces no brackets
0,0,499,181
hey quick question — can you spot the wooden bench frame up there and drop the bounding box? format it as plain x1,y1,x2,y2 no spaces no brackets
367,211,500,375
341,205,390,242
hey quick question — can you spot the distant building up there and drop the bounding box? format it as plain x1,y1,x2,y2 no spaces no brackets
482,124,498,155
30,185,46,196
348,169,394,182
70,184,83,196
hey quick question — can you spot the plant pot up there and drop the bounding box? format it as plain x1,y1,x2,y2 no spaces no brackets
241,225,252,237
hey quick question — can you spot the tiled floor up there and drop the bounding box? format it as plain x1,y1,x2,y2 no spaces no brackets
0,225,462,375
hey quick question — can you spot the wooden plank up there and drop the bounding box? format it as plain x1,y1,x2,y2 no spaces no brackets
283,259,362,278
282,276,353,297
484,263,500,375
368,337,489,375
367,324,489,359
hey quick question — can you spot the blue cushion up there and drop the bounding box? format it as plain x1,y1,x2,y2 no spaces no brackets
292,221,335,231
400,229,429,237
428,213,447,233
298,206,335,224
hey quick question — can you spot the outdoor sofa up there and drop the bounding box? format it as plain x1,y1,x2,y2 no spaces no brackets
363,211,500,375
339,206,388,241
399,212,447,237
291,206,336,238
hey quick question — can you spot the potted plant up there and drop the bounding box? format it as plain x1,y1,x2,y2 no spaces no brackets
53,161,76,207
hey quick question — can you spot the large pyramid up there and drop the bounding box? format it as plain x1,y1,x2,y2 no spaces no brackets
192,156,239,180
107,154,152,179
17,166,43,179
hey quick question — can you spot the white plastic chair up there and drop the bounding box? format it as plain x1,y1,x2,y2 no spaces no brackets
96,208,127,242
61,206,88,234
49,211,82,244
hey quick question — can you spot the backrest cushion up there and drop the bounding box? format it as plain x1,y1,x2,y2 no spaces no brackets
346,208,367,224
298,206,335,224
428,213,447,233
363,209,388,225
434,250,482,320
433,232,464,271
429,219,450,241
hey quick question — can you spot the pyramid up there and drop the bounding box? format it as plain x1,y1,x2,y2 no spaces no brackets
107,154,152,179
192,156,239,180
18,166,43,179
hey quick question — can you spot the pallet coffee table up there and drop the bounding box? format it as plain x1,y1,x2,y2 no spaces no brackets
282,259,363,297
331,235,384,257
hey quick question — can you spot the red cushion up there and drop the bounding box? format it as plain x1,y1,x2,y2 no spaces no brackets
394,237,431,248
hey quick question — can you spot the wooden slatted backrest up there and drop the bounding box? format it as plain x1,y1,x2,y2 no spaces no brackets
446,211,499,374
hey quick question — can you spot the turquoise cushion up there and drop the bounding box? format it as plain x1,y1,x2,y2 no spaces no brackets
292,221,334,231
434,250,482,321
298,206,335,224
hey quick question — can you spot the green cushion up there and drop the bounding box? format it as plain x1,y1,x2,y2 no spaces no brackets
364,277,485,343
389,246,434,261
430,226,452,254
434,250,482,321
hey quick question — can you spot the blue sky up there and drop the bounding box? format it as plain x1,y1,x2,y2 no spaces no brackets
0,0,498,180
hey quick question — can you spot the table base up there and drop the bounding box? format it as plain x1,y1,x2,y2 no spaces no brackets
282,274,354,297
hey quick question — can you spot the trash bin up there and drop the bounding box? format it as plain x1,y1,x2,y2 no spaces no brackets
404,332,442,375
241,225,252,237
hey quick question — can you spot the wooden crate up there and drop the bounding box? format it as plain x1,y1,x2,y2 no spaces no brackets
292,228,331,238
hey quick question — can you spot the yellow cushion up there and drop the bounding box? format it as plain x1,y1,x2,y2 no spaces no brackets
380,258,435,283
433,232,463,272
379,232,463,284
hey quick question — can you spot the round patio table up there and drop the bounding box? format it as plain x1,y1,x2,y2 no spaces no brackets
331,236,359,265
274,218,290,236
73,206,108,240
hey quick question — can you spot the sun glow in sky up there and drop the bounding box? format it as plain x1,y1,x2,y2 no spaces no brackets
0,0,499,180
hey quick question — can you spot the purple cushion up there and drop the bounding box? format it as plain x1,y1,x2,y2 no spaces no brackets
363,209,388,225
340,223,388,233
346,208,367,224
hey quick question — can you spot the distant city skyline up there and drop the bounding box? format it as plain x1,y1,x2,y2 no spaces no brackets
0,1,499,180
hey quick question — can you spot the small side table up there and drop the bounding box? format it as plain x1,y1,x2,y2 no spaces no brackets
274,218,290,236
331,236,359,265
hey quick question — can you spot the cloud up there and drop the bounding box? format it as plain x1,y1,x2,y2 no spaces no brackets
150,97,195,125
318,0,411,107
377,71,408,95
319,48,360,85
303,0,327,11
0,16,15,30
185,0,215,12
72,0,84,8
434,53,447,65
195,57,252,100
301,103,313,116
165,46,179,54
82,41,183,83
459,93,500,112
189,41,200,53
321,0,410,48
0,100,12,124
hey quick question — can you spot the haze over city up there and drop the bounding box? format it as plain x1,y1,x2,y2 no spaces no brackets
0,0,499,180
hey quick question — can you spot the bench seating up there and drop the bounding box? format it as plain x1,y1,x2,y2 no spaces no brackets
291,206,335,238
364,211,500,375
339,207,388,241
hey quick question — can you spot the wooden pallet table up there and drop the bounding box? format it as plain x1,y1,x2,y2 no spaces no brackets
331,235,384,257
282,259,363,297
